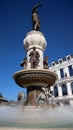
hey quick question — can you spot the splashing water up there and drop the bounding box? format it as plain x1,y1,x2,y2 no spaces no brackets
0,104,73,128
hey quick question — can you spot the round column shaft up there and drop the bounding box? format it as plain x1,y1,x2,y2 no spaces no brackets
27,86,41,105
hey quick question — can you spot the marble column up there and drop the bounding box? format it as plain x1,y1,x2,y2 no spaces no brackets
57,84,62,97
66,82,72,96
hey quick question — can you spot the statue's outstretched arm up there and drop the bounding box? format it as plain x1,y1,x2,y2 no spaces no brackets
32,4,41,12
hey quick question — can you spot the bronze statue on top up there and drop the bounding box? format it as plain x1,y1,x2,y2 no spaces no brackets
29,47,40,68
32,4,41,31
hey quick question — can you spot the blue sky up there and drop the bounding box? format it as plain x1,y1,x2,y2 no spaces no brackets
0,0,73,101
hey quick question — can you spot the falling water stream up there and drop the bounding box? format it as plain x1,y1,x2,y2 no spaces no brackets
0,104,73,128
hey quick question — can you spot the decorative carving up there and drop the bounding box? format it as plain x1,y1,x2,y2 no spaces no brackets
17,92,26,105
23,31,47,51
14,70,57,88
47,90,54,105
32,4,41,31
37,89,46,102
37,87,54,106
43,56,49,69
29,47,40,68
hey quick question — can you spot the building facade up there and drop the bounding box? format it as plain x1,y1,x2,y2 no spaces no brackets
49,54,73,105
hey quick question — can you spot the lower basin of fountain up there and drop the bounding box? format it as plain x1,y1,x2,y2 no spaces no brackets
0,104,73,129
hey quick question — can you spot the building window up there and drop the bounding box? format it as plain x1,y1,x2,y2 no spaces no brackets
67,56,70,60
62,84,68,96
71,82,73,94
59,60,62,63
58,58,63,64
54,86,58,97
66,55,71,61
60,68,64,78
63,57,66,62
51,62,55,66
68,65,73,76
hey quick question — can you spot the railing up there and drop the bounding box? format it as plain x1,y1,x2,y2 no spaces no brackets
54,95,73,102
56,76,73,84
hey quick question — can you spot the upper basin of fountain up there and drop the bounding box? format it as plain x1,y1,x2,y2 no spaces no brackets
13,69,58,88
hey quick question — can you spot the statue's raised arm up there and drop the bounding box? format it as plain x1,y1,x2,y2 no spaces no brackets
32,4,41,31
32,4,41,13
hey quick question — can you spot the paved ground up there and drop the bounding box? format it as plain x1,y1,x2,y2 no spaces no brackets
0,128,73,130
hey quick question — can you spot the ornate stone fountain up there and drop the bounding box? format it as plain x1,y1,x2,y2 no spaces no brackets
1,4,73,129
13,4,58,107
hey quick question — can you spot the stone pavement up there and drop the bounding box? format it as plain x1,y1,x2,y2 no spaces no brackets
0,128,73,130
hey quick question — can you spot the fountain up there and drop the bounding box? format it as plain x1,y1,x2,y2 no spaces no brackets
0,4,73,130
13,4,58,107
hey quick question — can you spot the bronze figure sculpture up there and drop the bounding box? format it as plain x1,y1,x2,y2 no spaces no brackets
29,47,40,68
43,56,49,69
32,4,41,31
20,57,27,69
